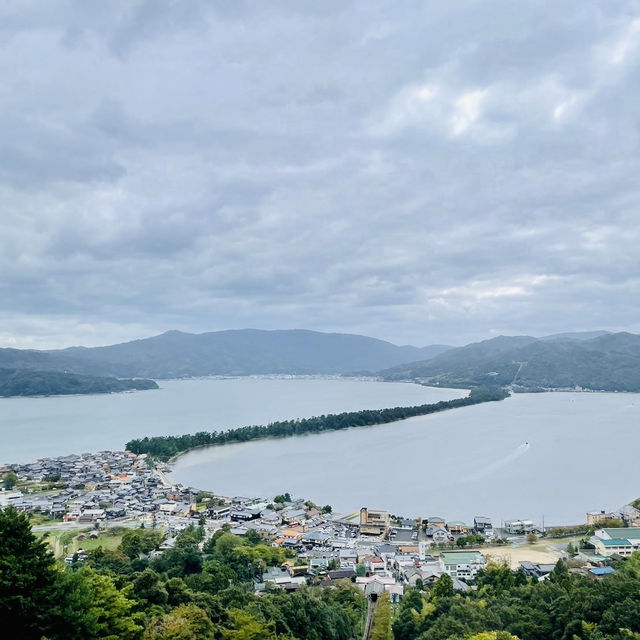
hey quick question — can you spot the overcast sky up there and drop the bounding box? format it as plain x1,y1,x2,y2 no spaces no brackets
1,1,639,349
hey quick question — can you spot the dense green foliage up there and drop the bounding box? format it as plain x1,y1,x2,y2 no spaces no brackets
454,534,486,547
370,592,392,640
381,332,640,391
3,470,18,489
1,508,366,640
0,504,61,637
120,529,166,560
126,387,509,459
0,367,158,397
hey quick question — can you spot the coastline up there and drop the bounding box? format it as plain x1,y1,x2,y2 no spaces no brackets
0,386,159,400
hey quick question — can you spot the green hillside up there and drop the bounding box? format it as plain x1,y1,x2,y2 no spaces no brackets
0,368,158,397
380,332,640,392
0,329,452,378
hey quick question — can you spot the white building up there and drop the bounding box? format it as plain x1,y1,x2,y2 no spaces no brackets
589,527,640,557
504,520,534,535
440,551,486,579
0,490,22,507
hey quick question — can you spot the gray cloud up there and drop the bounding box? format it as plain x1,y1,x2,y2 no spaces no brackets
0,0,639,349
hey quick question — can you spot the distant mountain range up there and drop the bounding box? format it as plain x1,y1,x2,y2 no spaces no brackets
1,328,638,396
380,331,640,392
0,329,452,379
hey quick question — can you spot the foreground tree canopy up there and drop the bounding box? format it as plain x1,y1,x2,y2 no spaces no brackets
126,386,509,459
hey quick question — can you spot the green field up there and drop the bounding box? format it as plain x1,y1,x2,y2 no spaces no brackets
37,527,125,559
74,533,123,553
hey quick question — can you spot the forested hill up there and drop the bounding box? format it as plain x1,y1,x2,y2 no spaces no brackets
0,329,452,378
380,332,640,391
0,368,158,397
3,328,636,388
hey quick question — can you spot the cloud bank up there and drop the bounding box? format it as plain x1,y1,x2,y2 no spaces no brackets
1,1,639,348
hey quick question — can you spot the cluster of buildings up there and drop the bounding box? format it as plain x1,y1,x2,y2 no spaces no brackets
0,451,196,524
231,505,491,595
258,544,487,598
256,532,488,596
583,506,640,559
0,452,493,598
587,506,640,527
4,449,640,597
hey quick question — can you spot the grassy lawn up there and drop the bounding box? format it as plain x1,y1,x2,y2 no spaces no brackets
74,533,123,553
37,531,58,554
37,528,87,558
37,527,124,558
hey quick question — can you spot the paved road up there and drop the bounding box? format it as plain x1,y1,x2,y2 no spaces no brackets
156,469,174,488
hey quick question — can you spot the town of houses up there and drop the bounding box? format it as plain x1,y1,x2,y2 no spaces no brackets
2,450,640,596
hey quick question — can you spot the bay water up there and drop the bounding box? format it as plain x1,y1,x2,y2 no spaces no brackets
0,377,460,464
171,389,640,525
1,377,637,525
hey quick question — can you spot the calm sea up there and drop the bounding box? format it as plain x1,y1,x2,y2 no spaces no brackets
2,378,636,526
170,389,640,526
0,377,461,465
